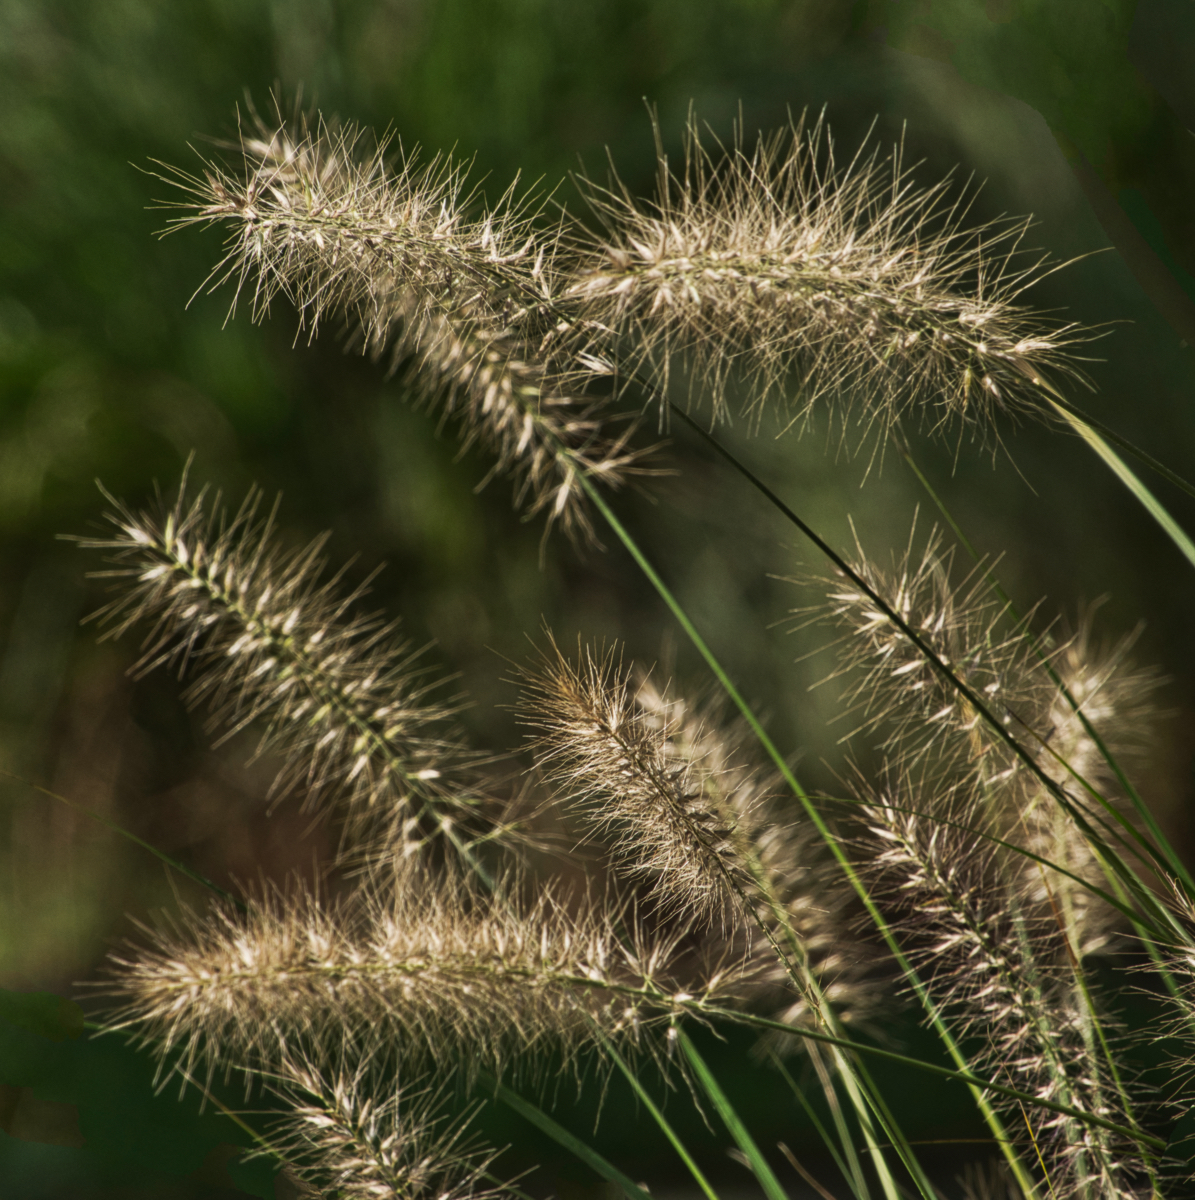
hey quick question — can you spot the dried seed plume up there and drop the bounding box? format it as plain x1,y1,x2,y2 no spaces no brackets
73,475,499,861
518,637,874,1035
97,862,737,1088
267,1057,505,1200
570,110,1091,447
159,101,653,541
860,772,1145,1200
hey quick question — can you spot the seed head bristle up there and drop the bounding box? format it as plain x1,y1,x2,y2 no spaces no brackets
517,637,875,1040
72,476,500,861
806,525,1047,764
805,527,1160,951
517,637,758,926
96,863,737,1089
860,771,1144,1200
1010,615,1162,956
158,101,655,541
267,1056,505,1200
570,109,1092,447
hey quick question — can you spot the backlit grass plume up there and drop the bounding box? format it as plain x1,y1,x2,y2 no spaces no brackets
860,773,1145,1200
266,1058,505,1200
98,862,737,1088
518,638,873,1034
159,104,650,541
570,111,1090,443
807,525,1161,953
73,475,498,860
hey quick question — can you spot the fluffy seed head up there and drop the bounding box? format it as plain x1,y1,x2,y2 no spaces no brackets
73,475,499,861
97,863,737,1088
518,637,876,1037
571,110,1091,446
159,101,654,541
267,1058,505,1200
805,525,1048,762
518,638,761,926
860,772,1144,1200
804,526,1161,953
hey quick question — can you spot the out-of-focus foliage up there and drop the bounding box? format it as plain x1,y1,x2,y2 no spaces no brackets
1,0,1192,1194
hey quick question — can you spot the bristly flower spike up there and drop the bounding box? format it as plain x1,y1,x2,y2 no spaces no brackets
570,109,1092,449
804,523,1161,951
71,473,502,863
96,862,739,1088
155,99,654,542
517,636,875,1036
860,770,1146,1200
266,1056,507,1200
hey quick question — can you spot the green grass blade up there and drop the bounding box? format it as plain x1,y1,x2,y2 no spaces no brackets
1045,393,1195,504
481,1074,655,1200
578,475,1039,1199
771,1053,869,1200
678,1030,789,1200
600,1036,721,1200
1046,396,1195,570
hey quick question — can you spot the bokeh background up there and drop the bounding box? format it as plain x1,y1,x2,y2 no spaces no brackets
2,0,1194,1195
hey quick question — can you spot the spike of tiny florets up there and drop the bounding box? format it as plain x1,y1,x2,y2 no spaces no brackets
517,637,756,925
859,772,1144,1200
158,103,655,541
96,864,736,1088
517,637,876,1039
267,1058,506,1200
72,476,498,861
569,110,1092,448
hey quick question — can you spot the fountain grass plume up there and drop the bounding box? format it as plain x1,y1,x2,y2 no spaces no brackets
71,474,504,862
265,1056,506,1200
517,635,877,1038
96,860,743,1091
859,770,1145,1200
155,100,655,542
568,110,1093,448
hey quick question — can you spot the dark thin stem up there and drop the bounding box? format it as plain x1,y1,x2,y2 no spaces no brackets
669,402,1190,916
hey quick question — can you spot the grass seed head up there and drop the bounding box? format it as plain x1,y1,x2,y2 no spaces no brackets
860,771,1144,1199
267,1057,506,1200
73,475,499,862
518,636,877,1038
159,99,655,541
96,862,737,1089
570,110,1092,450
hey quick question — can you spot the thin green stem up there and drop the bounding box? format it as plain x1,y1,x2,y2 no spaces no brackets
773,1052,870,1200
601,1035,721,1200
575,475,1041,1197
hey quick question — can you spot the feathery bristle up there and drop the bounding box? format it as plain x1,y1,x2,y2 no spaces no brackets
73,476,499,860
860,772,1143,1200
97,863,737,1088
518,637,875,1038
805,527,1161,953
808,525,1046,763
570,110,1091,444
517,638,758,925
157,103,653,541
1010,616,1162,957
267,1057,504,1200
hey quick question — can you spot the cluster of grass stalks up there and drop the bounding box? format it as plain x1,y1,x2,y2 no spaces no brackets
65,97,1195,1198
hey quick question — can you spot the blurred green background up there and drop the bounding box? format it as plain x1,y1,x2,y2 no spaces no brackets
1,0,1193,1194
